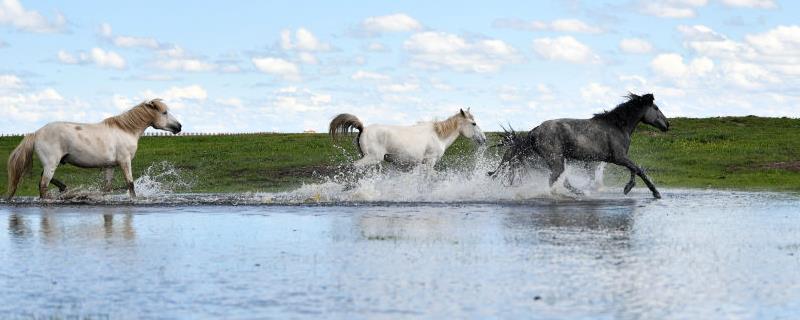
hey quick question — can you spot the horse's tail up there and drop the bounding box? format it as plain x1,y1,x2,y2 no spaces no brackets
329,113,365,156
6,133,36,200
488,125,534,177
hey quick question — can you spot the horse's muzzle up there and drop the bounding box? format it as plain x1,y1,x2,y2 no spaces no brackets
171,124,183,134
658,120,670,132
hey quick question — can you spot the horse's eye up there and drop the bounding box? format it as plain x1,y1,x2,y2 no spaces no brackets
472,122,477,126
163,111,168,115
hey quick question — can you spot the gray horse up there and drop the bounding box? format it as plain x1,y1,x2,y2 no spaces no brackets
489,93,669,198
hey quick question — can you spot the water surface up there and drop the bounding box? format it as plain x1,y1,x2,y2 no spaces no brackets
1,189,799,319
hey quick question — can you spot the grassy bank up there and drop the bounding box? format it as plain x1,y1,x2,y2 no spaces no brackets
1,116,799,196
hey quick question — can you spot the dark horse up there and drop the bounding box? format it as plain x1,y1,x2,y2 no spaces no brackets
489,93,669,198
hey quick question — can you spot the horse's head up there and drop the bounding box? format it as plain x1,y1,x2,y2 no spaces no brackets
639,94,669,132
458,108,487,144
146,99,182,134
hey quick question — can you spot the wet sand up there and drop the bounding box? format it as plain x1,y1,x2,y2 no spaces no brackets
1,189,799,319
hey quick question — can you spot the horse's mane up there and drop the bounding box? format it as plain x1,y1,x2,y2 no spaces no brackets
434,111,471,138
103,99,165,134
591,93,653,129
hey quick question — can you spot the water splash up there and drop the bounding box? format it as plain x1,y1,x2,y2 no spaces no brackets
134,161,195,197
263,148,607,203
2,151,612,206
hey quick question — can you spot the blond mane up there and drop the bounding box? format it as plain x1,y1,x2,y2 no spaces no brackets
434,113,465,138
103,99,164,134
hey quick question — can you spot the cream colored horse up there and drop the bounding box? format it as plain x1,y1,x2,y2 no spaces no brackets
6,99,182,200
329,109,486,167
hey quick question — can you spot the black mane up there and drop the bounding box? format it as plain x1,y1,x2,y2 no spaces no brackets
591,93,653,129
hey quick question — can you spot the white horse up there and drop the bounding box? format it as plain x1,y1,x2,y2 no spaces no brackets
329,108,486,167
6,99,182,200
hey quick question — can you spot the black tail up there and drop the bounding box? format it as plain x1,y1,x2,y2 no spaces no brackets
488,125,535,177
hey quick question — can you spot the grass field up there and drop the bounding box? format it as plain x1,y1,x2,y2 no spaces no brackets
1,116,799,196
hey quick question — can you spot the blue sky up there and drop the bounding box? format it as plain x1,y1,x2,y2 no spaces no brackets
0,0,798,133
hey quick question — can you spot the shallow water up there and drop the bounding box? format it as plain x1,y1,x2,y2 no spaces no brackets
1,189,799,319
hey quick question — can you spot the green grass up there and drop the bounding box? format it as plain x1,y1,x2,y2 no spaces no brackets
1,116,799,196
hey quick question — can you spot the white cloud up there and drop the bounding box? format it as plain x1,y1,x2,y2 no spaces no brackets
720,0,776,8
640,0,708,19
0,0,66,33
676,24,800,88
112,94,133,110
57,48,127,70
280,28,330,51
678,24,726,41
651,53,714,78
297,52,318,65
295,28,329,51
351,70,390,81
580,82,612,103
744,25,800,59
362,13,422,34
532,36,600,64
252,57,301,81
99,24,224,73
268,87,332,113
404,31,521,73
153,45,218,72
0,88,91,132
378,81,419,93
365,42,389,52
493,18,603,34
0,74,23,89
142,85,208,102
216,97,243,108
155,58,216,72
113,35,160,49
619,38,654,54
99,22,161,49
721,60,779,89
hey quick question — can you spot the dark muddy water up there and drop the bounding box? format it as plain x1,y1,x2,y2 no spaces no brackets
1,189,799,319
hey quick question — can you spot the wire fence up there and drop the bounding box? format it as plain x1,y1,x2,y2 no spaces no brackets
0,131,318,138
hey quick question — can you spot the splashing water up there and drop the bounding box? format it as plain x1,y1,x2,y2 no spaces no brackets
4,149,610,205
134,161,195,197
263,147,608,203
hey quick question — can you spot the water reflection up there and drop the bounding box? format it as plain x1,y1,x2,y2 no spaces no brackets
7,208,136,244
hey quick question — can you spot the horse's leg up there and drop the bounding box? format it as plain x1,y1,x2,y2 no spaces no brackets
50,178,67,193
614,158,661,199
591,162,607,190
545,156,565,187
623,169,636,195
563,178,584,196
353,154,382,168
39,165,57,199
103,167,115,192
119,160,136,198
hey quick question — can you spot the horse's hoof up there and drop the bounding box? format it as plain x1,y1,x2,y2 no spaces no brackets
652,191,662,199
623,183,635,195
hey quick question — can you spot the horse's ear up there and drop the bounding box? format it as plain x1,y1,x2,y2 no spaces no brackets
643,93,654,103
460,108,466,117
145,99,160,110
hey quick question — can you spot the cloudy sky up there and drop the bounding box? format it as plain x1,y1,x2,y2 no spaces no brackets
0,0,798,133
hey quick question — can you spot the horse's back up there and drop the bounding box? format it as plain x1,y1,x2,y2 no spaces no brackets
361,123,435,159
532,118,618,160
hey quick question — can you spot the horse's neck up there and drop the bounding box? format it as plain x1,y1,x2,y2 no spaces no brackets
622,109,647,136
436,126,461,148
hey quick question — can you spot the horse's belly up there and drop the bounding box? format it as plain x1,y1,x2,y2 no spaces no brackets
63,153,116,168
